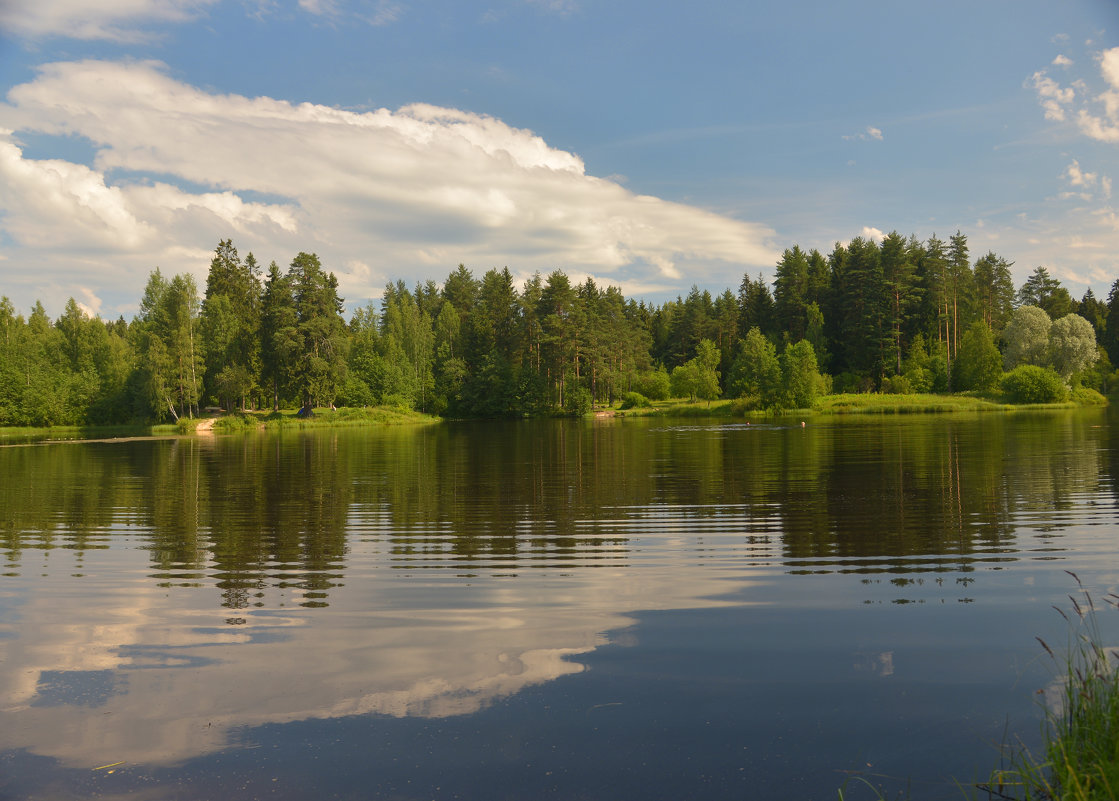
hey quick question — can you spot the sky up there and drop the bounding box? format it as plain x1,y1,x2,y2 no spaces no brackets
0,0,1116,320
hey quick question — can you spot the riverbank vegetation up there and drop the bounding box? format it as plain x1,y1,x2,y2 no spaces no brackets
197,405,438,433
1,230,1116,427
982,576,1119,801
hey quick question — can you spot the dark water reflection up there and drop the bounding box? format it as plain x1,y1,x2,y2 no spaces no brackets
1,410,1117,799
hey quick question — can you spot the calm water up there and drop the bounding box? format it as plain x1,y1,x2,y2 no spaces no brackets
1,411,1118,800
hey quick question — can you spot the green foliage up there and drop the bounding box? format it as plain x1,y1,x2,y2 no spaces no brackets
1003,305,1053,370
780,339,819,408
0,229,1109,426
1018,265,1075,319
953,321,1003,392
1001,365,1069,404
973,251,1016,334
729,327,781,407
1078,347,1119,395
901,334,946,394
670,338,721,402
633,368,671,401
986,580,1119,801
1071,386,1108,406
882,374,913,394
290,252,349,409
562,375,592,416
1049,314,1099,380
619,391,651,410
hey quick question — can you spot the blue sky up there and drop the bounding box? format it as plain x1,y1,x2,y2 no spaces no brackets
0,0,1116,319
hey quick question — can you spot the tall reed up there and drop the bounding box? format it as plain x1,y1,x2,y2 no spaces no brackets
983,572,1119,801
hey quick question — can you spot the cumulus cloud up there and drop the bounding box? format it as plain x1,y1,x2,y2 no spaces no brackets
860,226,886,243
1033,47,1119,142
0,0,219,41
1053,54,1073,67
1065,159,1098,188
0,60,778,315
1030,71,1075,121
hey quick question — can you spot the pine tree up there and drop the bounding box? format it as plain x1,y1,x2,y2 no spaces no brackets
773,246,810,341
972,251,1015,334
260,261,299,410
289,252,348,411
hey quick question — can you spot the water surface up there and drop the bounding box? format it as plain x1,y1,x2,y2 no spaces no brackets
1,410,1117,799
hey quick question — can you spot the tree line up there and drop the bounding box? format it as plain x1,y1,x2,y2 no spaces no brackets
0,231,1115,426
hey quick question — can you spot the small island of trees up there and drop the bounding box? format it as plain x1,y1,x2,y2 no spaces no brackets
0,230,1114,427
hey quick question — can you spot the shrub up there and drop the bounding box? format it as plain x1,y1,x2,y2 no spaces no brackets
1001,365,1068,404
563,380,592,416
882,374,913,395
633,369,671,401
1071,386,1107,406
619,391,651,410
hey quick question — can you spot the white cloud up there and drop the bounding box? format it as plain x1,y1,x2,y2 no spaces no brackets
527,0,580,15
842,126,883,142
1031,48,1119,143
298,0,341,15
0,0,219,41
1030,71,1075,121
75,287,103,318
1076,47,1119,142
0,60,779,315
1053,54,1073,68
1065,159,1098,187
860,226,885,243
1101,47,1119,89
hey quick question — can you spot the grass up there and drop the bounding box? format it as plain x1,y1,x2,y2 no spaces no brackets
0,406,438,442
836,575,1119,801
600,391,1092,420
0,422,177,442
982,573,1119,801
813,392,1031,415
209,405,439,432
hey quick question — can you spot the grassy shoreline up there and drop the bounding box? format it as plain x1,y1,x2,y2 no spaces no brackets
605,390,1105,419
0,405,439,442
207,405,440,432
1,391,1107,442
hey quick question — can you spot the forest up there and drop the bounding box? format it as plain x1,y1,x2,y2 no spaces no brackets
0,231,1114,427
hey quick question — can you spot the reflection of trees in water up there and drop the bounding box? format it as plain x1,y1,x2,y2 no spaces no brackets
0,443,139,562
0,434,354,609
0,411,1109,604
776,413,1106,574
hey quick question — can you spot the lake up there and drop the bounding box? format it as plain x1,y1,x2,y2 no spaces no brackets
1,410,1117,800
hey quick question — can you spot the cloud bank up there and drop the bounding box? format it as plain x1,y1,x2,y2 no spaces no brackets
0,60,778,316
0,0,220,42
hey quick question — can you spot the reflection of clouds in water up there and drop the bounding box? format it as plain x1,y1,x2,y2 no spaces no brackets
30,670,126,708
0,533,768,768
853,651,894,678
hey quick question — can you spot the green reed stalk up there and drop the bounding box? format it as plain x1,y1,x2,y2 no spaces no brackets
984,573,1119,801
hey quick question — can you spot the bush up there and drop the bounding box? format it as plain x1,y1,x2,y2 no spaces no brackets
619,391,651,410
1071,386,1108,406
1001,365,1068,404
563,380,592,416
632,369,671,401
882,374,913,395
815,372,833,397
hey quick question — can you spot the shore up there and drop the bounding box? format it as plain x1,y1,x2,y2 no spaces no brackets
1,391,1108,444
